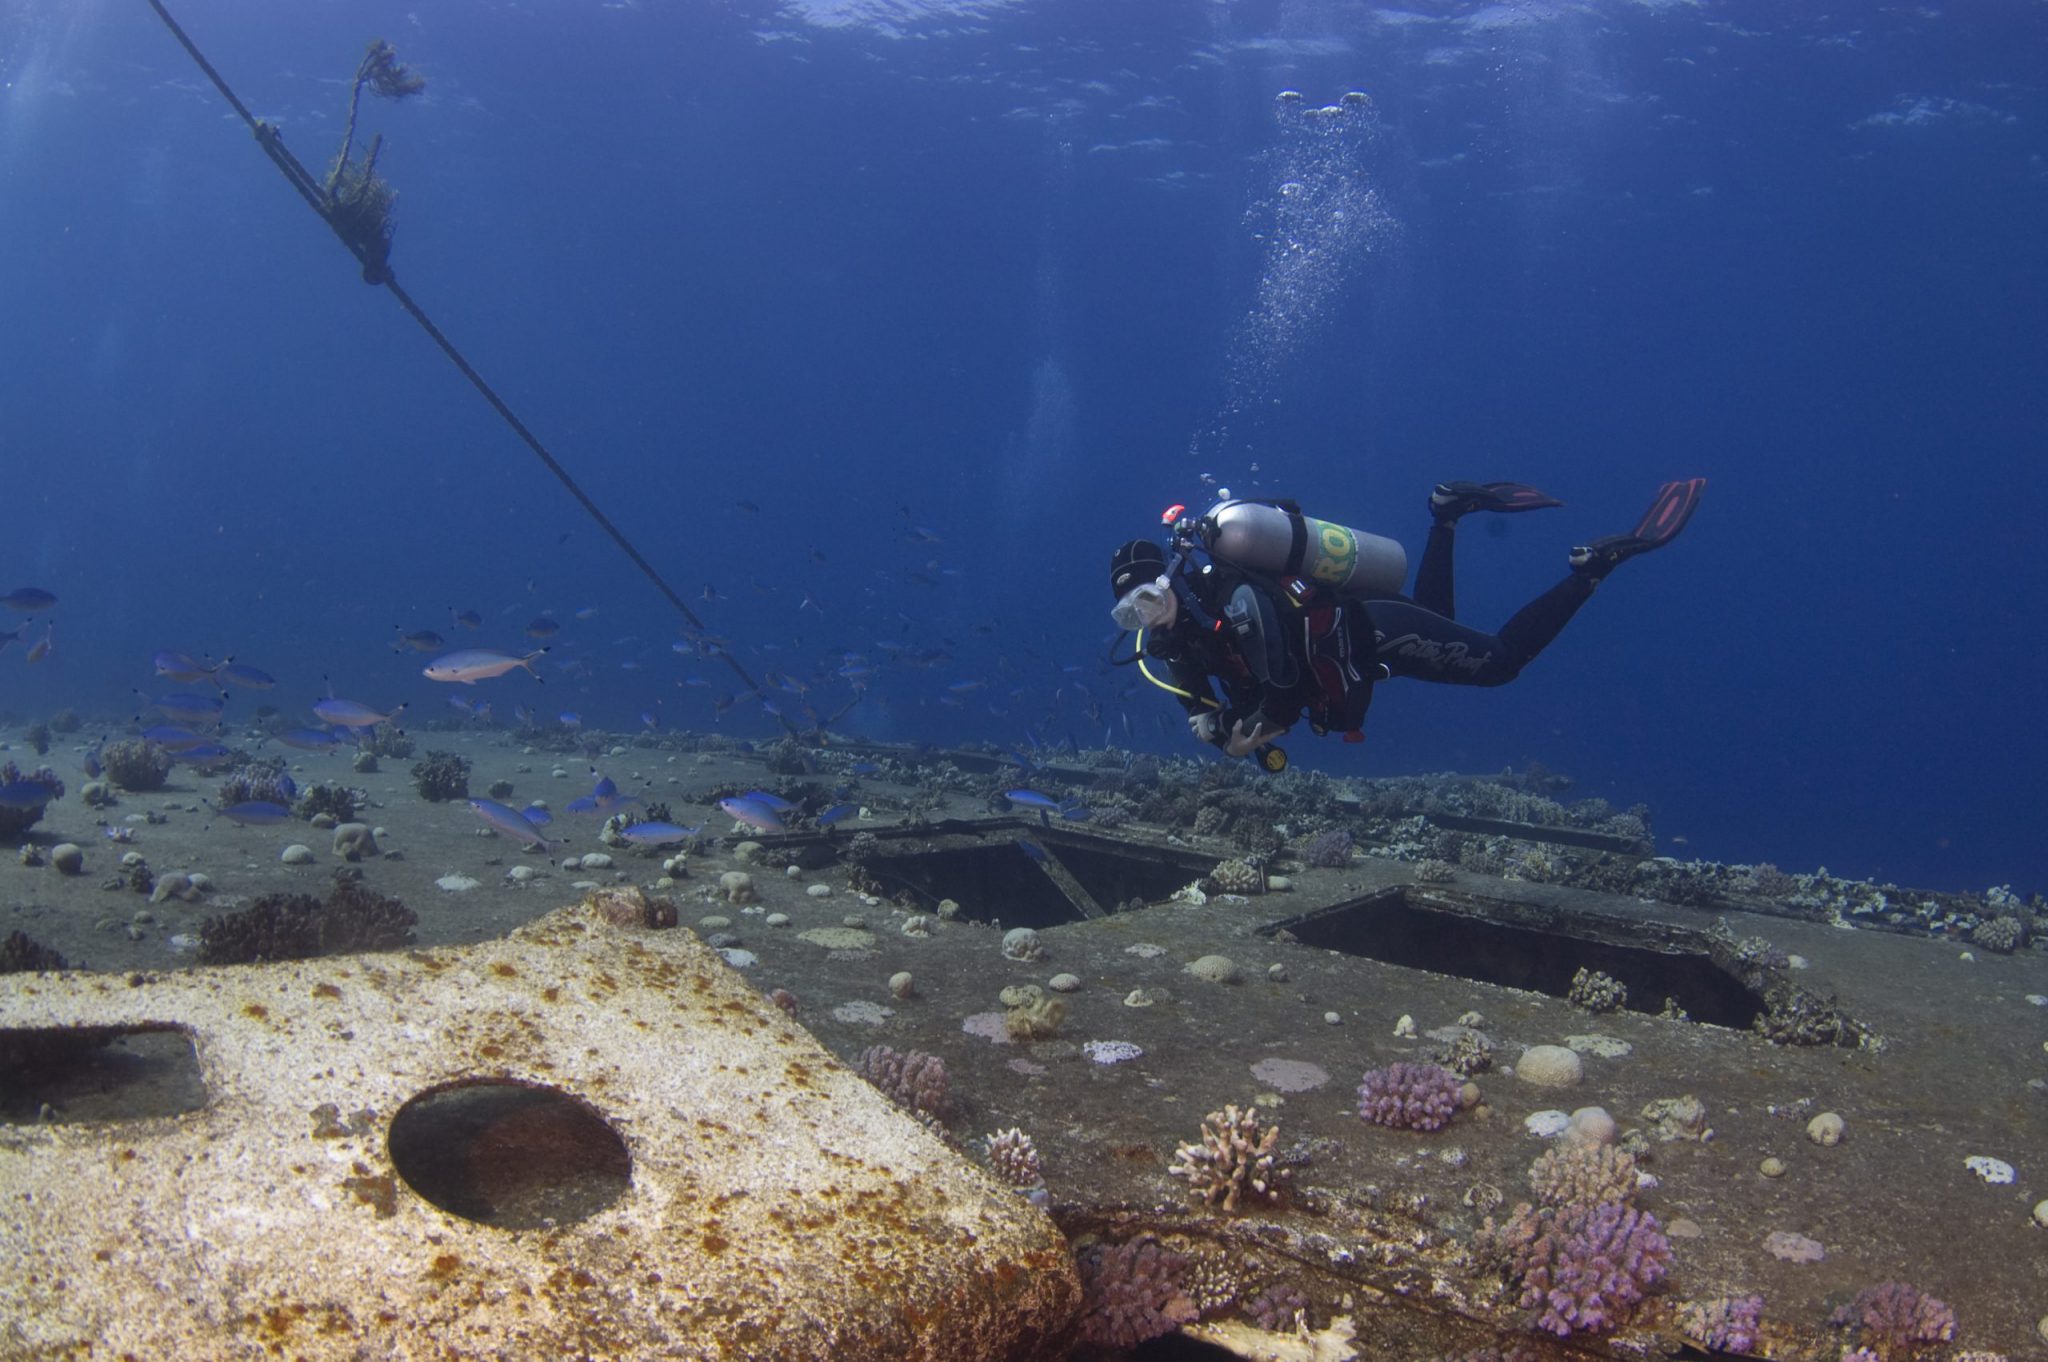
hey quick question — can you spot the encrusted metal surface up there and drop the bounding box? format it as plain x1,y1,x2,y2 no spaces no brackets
0,902,1079,1361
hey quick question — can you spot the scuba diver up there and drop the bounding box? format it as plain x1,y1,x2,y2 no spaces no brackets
1109,478,1706,768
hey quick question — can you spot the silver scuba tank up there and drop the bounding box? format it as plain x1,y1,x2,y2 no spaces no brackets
1198,499,1407,597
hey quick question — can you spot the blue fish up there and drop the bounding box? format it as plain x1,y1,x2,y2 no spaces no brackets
217,800,293,826
0,780,57,810
558,711,582,729
468,797,557,852
522,803,553,826
313,698,405,729
0,587,55,612
719,797,785,833
394,628,446,653
741,790,797,813
815,803,856,826
617,821,698,846
173,743,234,765
153,650,216,682
216,662,277,689
1016,838,1048,863
1003,790,1061,811
277,728,344,753
152,693,227,724
566,773,639,815
141,725,210,753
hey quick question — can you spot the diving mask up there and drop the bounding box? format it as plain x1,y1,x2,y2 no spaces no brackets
1111,576,1175,632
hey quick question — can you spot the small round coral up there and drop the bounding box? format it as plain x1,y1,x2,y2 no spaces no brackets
1357,1061,1462,1132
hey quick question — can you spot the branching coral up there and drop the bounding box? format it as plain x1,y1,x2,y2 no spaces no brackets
1302,827,1355,868
410,750,471,803
367,721,413,759
218,762,295,810
1830,1281,1956,1358
0,930,66,973
1484,1200,1671,1336
1074,1236,1199,1349
102,740,174,793
295,783,361,824
1527,1140,1639,1212
1969,915,2025,954
856,1045,951,1125
1205,858,1264,894
198,883,417,965
1677,1294,1764,1353
1241,1282,1311,1332
984,1127,1043,1188
1357,1061,1462,1132
1167,1103,1288,1212
1567,967,1627,1014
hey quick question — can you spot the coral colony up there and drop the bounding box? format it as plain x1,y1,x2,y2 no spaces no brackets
1831,1281,1957,1356
1678,1294,1765,1354
1357,1061,1464,1132
1496,1200,1672,1337
1167,1105,1288,1212
1074,1236,1199,1349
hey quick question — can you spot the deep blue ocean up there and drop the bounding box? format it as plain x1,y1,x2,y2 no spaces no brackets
3,0,2042,894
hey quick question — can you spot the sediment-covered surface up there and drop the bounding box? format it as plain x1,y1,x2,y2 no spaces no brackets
3,725,2042,1359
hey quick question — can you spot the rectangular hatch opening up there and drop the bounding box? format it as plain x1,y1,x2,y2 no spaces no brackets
1267,886,1768,1030
1,1024,208,1124
857,824,1211,928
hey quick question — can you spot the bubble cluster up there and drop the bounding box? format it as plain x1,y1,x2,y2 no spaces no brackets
1192,90,1391,467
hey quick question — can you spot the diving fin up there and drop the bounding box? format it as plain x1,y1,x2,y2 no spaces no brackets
1569,477,1707,578
1430,480,1566,523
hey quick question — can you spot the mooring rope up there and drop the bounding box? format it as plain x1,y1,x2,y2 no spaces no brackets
143,0,806,740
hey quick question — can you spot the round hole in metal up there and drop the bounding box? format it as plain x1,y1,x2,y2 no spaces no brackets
387,1079,631,1229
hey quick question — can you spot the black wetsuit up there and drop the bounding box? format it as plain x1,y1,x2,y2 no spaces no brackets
1367,521,1597,687
1143,520,1598,749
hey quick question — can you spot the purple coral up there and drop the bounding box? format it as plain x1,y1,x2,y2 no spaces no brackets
856,1045,951,1124
1830,1282,1956,1356
1243,1282,1310,1331
1678,1293,1763,1353
1074,1236,1199,1348
1357,1061,1462,1132
1497,1201,1671,1336
1304,827,1355,868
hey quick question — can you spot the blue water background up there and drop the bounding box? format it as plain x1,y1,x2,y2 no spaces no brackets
2,0,2042,892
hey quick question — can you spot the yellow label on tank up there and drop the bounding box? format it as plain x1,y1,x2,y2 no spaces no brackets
1305,518,1357,584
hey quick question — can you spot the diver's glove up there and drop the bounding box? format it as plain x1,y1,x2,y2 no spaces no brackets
1224,718,1287,759
1188,711,1220,744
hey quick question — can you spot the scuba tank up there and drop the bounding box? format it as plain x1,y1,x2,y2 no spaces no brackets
1196,498,1407,598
